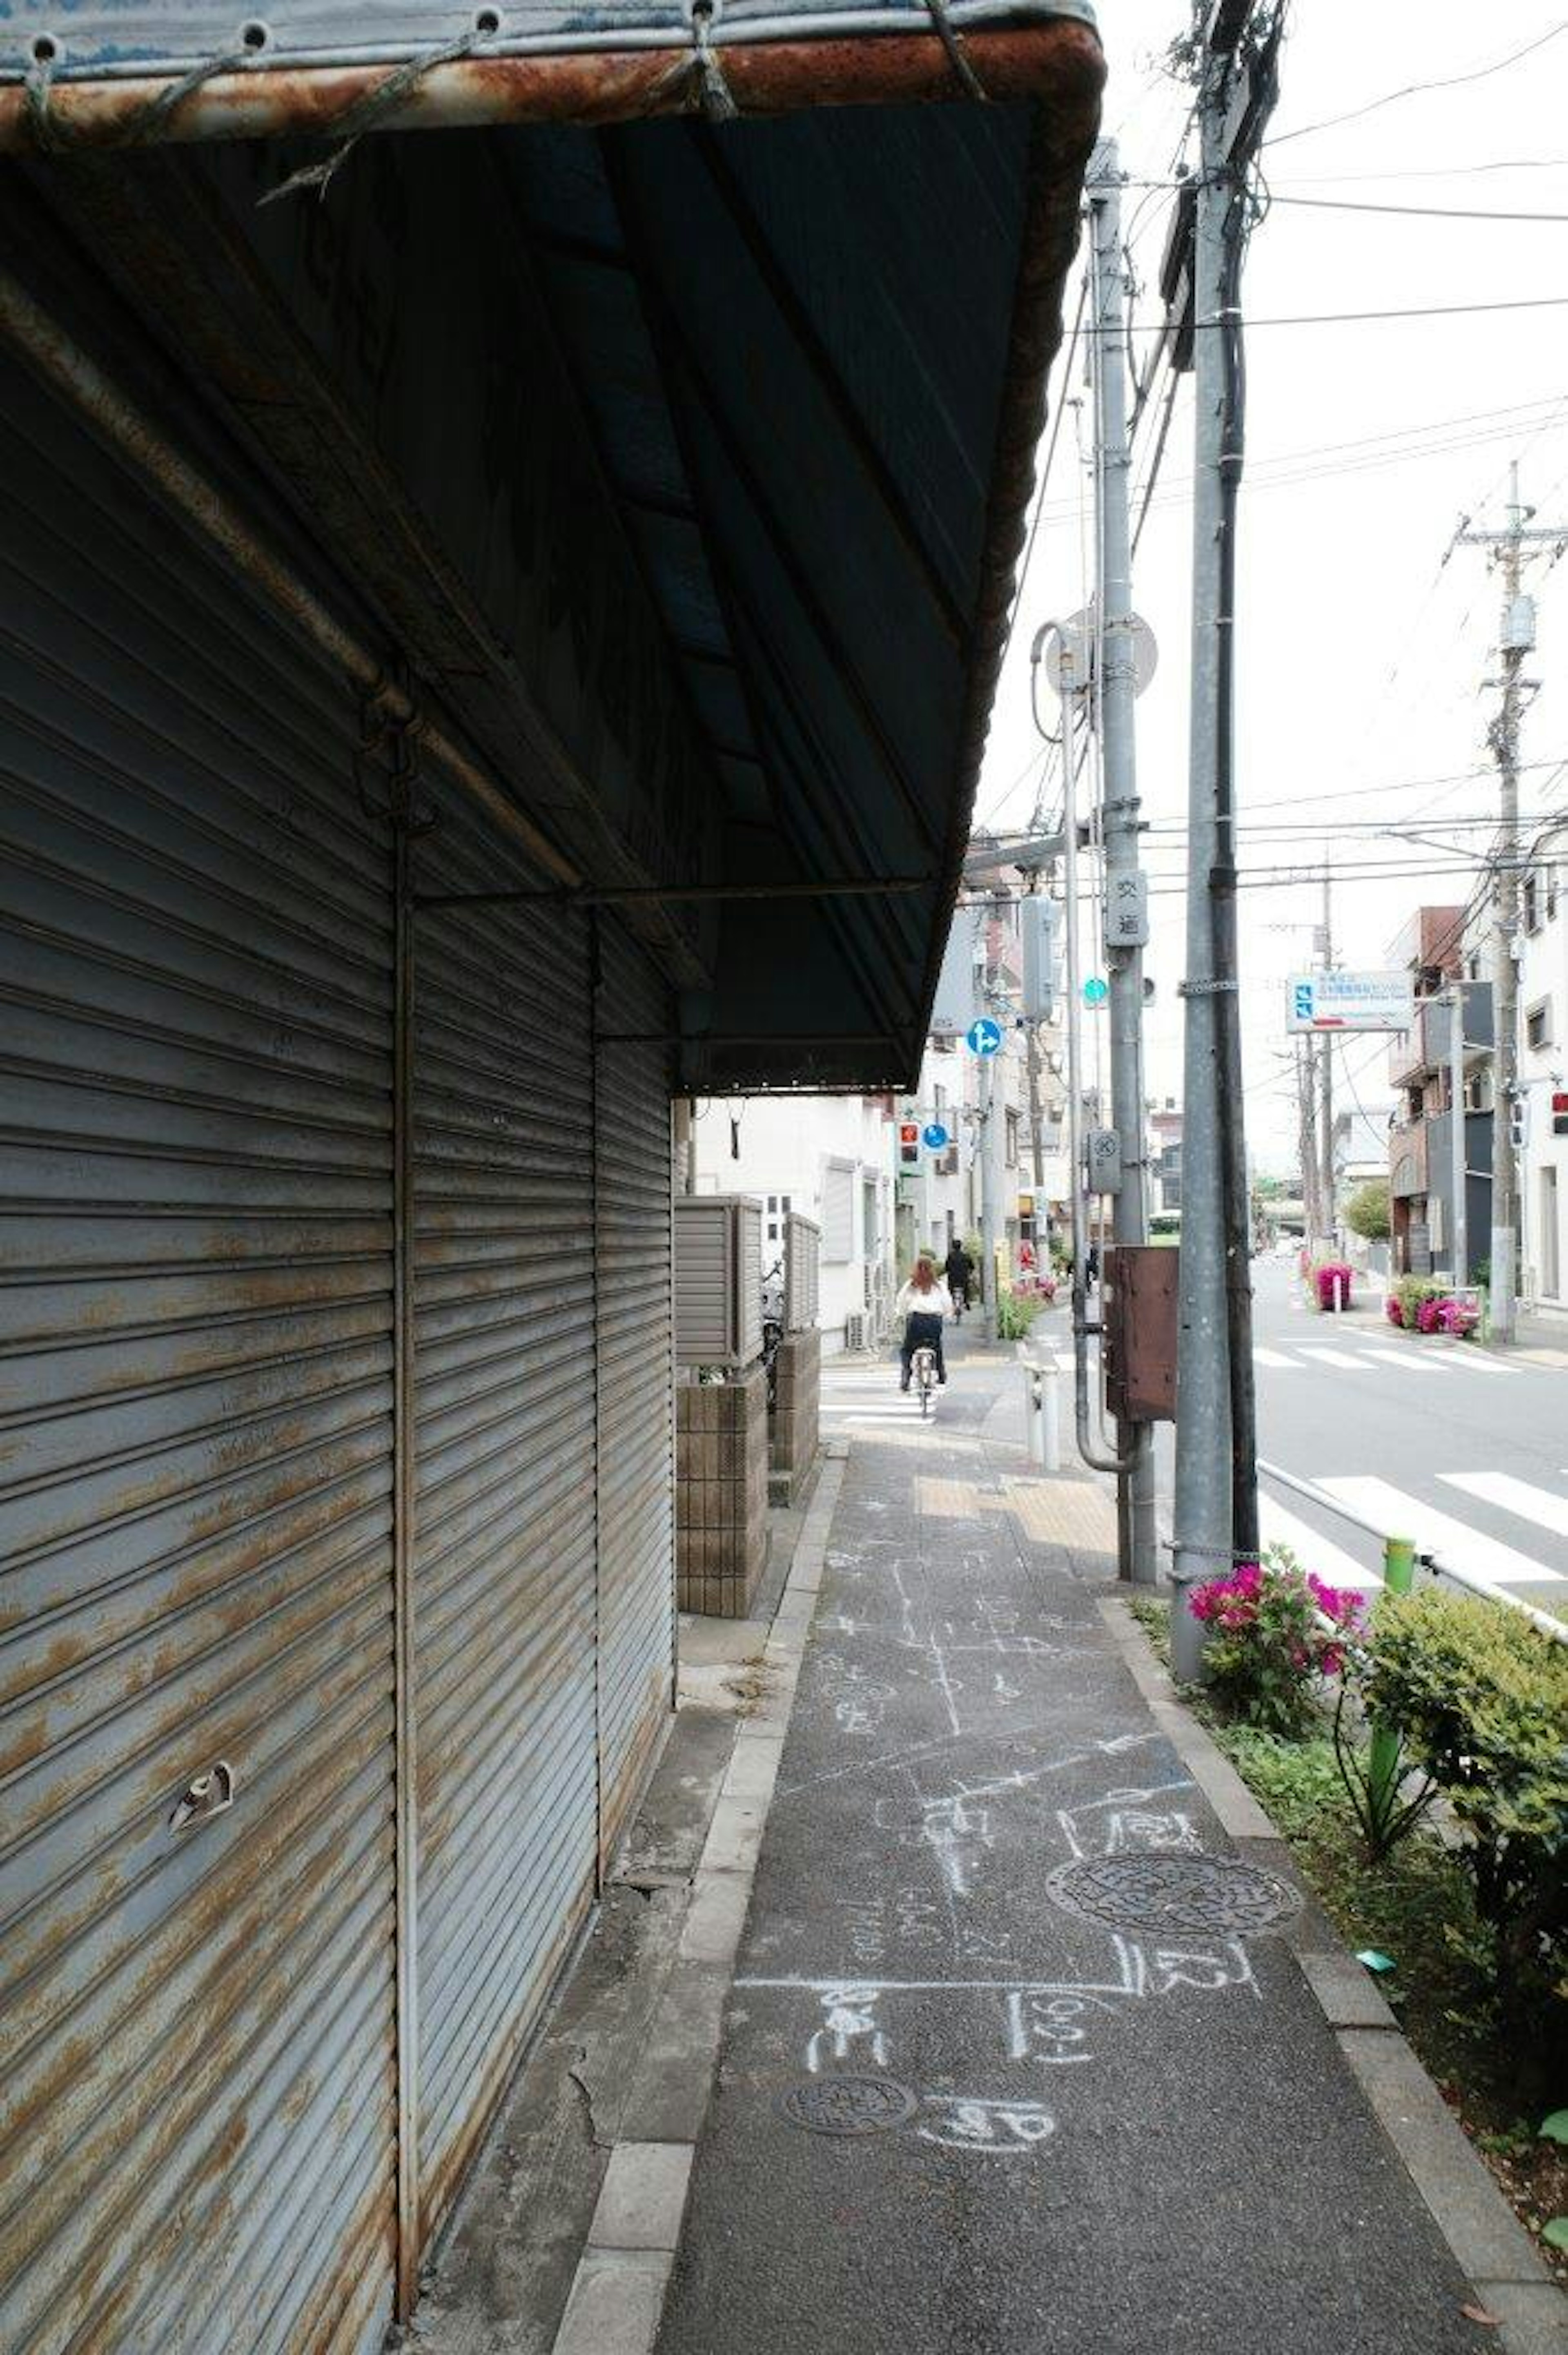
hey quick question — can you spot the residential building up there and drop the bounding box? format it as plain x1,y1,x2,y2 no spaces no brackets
1518,825,1568,1308
690,1094,895,1352
1387,906,1493,1278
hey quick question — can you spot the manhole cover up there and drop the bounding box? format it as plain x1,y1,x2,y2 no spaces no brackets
778,2076,918,2137
1045,1854,1299,1936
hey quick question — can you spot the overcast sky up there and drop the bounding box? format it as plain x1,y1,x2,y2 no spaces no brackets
977,2,1568,1171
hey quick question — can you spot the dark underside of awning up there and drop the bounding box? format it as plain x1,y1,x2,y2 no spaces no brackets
4,8,1102,1091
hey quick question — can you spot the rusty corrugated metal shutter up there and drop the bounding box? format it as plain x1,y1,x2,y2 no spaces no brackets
410,822,599,2239
594,921,675,1864
0,351,398,2354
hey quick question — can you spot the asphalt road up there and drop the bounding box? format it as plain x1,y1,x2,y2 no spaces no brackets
1159,1258,1568,1619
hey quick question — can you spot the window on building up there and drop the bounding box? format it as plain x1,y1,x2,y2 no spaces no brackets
1523,875,1541,936
1005,1108,1020,1169
1526,999,1553,1052
821,1161,854,1263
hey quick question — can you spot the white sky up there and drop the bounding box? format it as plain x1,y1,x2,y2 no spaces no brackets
977,2,1568,1171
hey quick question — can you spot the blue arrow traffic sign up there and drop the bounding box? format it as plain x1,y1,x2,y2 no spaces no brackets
965,1017,1003,1057
922,1122,949,1150
1082,976,1109,1007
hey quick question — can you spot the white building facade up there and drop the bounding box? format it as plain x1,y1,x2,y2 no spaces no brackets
689,1093,896,1353
1518,836,1568,1311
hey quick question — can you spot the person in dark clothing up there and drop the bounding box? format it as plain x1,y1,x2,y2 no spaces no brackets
943,1240,975,1321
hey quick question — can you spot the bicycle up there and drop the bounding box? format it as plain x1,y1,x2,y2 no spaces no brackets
910,1341,939,1418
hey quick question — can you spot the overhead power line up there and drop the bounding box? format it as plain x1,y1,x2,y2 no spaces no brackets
1269,191,1568,223
1265,22,1568,148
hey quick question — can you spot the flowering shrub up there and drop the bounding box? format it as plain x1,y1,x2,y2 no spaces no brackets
1384,1295,1404,1327
1188,1545,1365,1737
1437,1296,1479,1338
1415,1295,1443,1335
1313,1261,1353,1311
1386,1278,1479,1339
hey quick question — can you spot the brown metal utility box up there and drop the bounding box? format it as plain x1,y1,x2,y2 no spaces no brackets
1102,1246,1178,1421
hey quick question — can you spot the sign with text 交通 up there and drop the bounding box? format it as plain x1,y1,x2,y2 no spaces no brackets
1286,970,1413,1034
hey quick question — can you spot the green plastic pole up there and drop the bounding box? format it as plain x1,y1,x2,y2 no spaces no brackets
1366,1536,1417,1821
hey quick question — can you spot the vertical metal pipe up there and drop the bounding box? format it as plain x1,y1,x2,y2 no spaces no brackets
1088,142,1158,1584
392,822,420,2319
980,1050,999,1340
1171,73,1235,1681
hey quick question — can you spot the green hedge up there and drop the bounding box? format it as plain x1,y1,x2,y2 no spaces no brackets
1363,1589,1567,2035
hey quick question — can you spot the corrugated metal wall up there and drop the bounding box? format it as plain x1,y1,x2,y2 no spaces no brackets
0,349,399,2355
593,921,675,1865
0,292,682,2344
410,819,600,2236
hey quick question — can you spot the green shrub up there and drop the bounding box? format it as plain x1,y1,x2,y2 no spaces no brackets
1388,1274,1446,1331
995,1288,1042,1341
1363,1589,1568,2031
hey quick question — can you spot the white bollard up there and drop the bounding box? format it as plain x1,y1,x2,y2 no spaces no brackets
1038,1361,1061,1472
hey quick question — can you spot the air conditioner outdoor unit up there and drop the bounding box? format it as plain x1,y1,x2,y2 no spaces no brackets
843,1311,869,1354
675,1195,763,1369
783,1213,820,1333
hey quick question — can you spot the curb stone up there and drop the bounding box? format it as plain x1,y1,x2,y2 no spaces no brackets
547,1445,849,2355
1097,1594,1564,2355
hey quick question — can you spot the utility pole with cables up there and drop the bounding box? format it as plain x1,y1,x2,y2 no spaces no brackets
1457,465,1567,1342
1087,139,1158,1586
1317,852,1334,1250
1169,0,1280,1682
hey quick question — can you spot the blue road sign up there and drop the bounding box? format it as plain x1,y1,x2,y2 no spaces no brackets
965,1017,1003,1057
1082,976,1109,1007
922,1122,949,1150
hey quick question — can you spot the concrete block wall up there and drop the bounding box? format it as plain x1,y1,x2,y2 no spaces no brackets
769,1330,820,1478
676,1366,769,1616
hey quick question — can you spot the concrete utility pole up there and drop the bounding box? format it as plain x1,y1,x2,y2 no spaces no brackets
1088,142,1158,1586
1295,1039,1321,1240
1318,852,1334,1250
979,1048,999,1341
1170,2,1279,1679
1457,465,1566,1340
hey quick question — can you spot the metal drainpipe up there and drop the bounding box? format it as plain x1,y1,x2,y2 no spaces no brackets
391,812,420,2320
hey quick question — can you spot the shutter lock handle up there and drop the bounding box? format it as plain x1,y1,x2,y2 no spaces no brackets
169,1760,236,1833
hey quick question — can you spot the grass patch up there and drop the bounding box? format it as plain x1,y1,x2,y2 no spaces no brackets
1118,1599,1567,2277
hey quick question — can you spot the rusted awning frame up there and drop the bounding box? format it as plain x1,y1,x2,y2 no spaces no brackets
0,20,1102,151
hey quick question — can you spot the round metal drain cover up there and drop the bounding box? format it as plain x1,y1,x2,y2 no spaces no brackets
1045,1853,1299,1936
778,2075,918,2137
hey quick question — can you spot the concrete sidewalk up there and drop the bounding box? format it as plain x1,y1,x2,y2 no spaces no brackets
645,1346,1530,2355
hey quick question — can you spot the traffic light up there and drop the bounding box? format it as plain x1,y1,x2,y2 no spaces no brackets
1553,1091,1568,1139
898,1120,920,1167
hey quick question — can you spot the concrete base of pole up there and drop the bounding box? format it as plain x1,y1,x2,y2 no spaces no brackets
1169,1574,1207,1684
1489,1227,1516,1341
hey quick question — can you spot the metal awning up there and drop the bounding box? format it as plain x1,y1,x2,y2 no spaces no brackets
2,0,1103,1090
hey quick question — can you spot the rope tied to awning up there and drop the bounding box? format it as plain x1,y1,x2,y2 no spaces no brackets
922,0,989,102
689,1,739,122
261,24,488,204
23,38,258,150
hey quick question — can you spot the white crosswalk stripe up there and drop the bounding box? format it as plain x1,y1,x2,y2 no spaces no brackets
1258,1498,1381,1591
1316,1476,1565,1591
1253,1347,1296,1369
1439,1471,1568,1539
1357,1350,1456,1376
1296,1346,1367,1369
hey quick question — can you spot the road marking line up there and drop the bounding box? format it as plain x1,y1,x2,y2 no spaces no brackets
1357,1351,1455,1376
1253,1347,1297,1369
1445,1351,1519,1374
1439,1471,1568,1540
1258,1496,1381,1590
1317,1476,1566,1590
1296,1346,1367,1369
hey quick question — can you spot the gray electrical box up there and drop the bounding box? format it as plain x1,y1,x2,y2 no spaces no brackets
1086,1127,1123,1194
1104,872,1149,950
1020,897,1060,1021
930,917,982,1037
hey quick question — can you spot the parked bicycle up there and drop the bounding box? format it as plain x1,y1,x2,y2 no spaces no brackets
761,1256,785,1410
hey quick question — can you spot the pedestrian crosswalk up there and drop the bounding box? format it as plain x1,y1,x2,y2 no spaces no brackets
1251,1342,1536,1376
1315,1475,1565,1595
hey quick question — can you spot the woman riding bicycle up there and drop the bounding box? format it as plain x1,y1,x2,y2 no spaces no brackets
895,1254,951,1392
